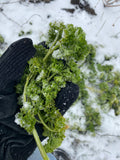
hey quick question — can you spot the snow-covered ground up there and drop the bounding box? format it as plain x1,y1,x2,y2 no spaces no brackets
0,0,120,160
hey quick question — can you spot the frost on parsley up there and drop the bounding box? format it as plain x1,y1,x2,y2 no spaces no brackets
15,22,120,155
16,22,95,153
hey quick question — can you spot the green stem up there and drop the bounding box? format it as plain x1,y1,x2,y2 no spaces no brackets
50,32,60,49
38,113,59,132
43,44,59,62
32,127,49,160
23,75,50,160
23,75,32,102
48,73,56,82
86,85,103,94
43,32,60,62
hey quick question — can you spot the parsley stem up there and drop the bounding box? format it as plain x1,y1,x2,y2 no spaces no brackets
23,74,33,102
32,127,49,160
50,32,60,49
43,32,60,62
86,85,103,94
48,73,56,81
43,44,59,62
23,75,50,160
38,113,58,132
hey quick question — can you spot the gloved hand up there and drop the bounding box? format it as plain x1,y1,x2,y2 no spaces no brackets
0,38,79,160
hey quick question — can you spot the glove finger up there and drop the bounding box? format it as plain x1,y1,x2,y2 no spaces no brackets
0,38,36,94
55,82,79,115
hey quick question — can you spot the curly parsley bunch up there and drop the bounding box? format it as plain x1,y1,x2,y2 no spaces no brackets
15,22,94,157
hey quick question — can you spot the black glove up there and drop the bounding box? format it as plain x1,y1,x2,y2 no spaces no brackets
0,38,37,160
0,38,79,160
